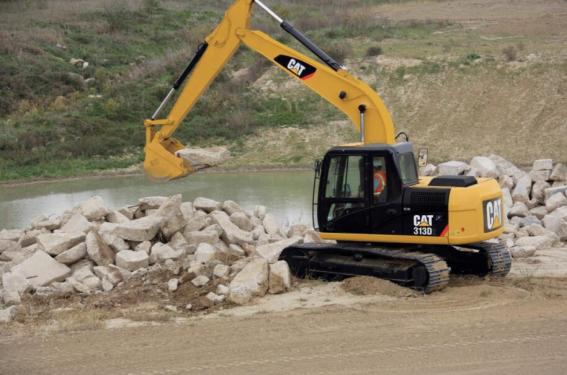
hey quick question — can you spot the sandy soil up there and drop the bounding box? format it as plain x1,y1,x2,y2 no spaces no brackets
2,263,567,374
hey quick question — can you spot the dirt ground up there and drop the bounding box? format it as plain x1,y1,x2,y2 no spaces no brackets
1,276,567,374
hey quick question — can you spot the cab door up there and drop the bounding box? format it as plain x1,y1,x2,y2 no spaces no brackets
318,153,371,233
368,152,403,235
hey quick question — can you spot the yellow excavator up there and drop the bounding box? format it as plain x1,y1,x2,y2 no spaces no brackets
143,0,511,292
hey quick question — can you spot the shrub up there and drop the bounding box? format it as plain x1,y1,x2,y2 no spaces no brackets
502,46,517,62
365,46,383,57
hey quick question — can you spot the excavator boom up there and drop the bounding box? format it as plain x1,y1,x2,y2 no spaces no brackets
144,0,395,180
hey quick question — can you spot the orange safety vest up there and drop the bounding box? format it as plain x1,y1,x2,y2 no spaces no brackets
374,170,386,194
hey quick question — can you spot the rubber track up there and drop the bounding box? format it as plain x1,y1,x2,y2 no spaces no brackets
380,250,450,293
469,242,512,277
300,246,451,293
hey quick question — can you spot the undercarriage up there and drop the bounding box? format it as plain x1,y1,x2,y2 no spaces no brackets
279,241,511,293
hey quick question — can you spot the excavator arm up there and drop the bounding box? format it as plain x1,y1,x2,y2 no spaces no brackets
144,0,396,179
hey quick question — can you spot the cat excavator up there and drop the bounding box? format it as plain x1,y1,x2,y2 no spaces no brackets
143,0,511,292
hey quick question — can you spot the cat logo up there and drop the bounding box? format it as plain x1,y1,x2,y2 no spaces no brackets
484,198,503,232
287,59,307,77
274,55,317,80
413,214,434,235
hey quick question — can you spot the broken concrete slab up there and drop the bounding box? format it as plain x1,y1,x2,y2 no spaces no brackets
269,260,291,294
80,196,110,221
211,211,253,246
54,242,87,265
256,237,302,264
112,215,162,242
60,213,91,234
175,146,230,169
85,231,115,266
36,232,85,256
11,250,71,287
115,250,149,272
229,258,269,305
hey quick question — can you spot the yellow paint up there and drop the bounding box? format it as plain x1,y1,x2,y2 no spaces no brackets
320,178,504,246
143,0,395,180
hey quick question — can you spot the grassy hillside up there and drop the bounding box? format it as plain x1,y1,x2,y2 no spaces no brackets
0,0,566,180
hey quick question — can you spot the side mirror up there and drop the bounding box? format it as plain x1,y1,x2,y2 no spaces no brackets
418,148,428,167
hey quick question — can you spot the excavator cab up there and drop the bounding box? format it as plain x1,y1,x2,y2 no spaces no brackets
316,142,417,236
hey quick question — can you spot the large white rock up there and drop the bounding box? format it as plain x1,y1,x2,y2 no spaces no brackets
544,186,567,201
532,159,553,171
550,163,567,182
185,229,219,246
169,232,193,254
0,306,18,323
183,210,208,233
512,174,532,203
303,229,322,244
180,201,194,221
531,180,550,203
420,164,437,176
36,232,85,256
194,243,220,264
11,250,71,287
502,188,514,214
191,275,210,287
175,146,230,169
18,229,43,247
2,271,31,295
211,211,253,246
138,196,168,210
154,194,186,239
230,212,254,231
542,214,562,233
262,213,280,235
60,213,91,234
80,196,109,221
0,240,19,255
112,215,162,241
269,261,291,294
229,258,269,305
515,235,555,249
222,200,244,216
93,265,123,285
115,250,149,271
85,231,115,266
105,211,130,224
254,205,267,220
470,156,499,178
0,229,23,242
488,154,525,181
529,169,551,182
150,243,183,264
213,264,230,278
287,224,309,238
530,206,548,220
508,202,529,218
256,237,302,264
546,192,567,212
32,215,62,231
193,197,221,212
1,243,35,263
437,161,470,176
55,242,87,265
168,278,179,292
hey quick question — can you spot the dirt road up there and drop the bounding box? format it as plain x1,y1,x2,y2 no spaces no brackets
2,277,567,374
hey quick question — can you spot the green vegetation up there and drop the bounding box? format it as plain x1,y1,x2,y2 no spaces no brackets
1,0,564,181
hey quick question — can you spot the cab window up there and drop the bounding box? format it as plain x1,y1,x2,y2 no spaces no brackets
325,155,365,199
372,156,388,203
399,152,418,185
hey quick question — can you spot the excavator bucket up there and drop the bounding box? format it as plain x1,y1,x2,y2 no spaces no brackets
144,135,194,180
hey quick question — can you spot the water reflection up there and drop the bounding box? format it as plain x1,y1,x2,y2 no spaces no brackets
0,171,314,230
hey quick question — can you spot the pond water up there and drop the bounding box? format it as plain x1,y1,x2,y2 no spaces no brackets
0,171,315,230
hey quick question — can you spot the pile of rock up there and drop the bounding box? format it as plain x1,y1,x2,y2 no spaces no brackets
422,155,567,257
0,195,321,322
